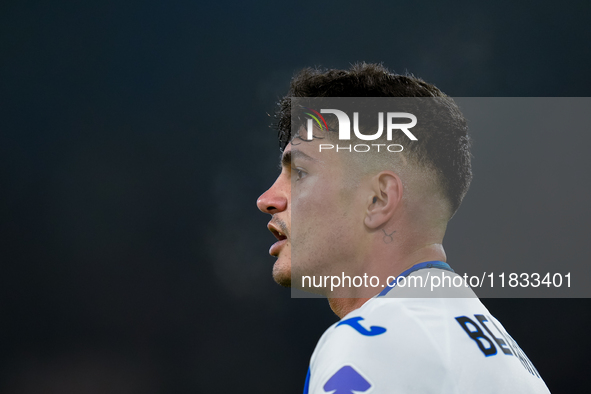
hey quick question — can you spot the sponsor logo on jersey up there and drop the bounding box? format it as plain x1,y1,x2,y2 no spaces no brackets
336,316,387,336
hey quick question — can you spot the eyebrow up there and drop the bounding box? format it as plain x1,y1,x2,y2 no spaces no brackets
280,149,317,168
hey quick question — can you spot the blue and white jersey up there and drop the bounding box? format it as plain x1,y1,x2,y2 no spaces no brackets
304,262,550,394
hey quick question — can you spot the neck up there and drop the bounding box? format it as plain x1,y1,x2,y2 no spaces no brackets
327,243,446,319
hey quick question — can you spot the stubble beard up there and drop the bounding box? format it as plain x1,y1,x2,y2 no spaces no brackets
272,258,292,288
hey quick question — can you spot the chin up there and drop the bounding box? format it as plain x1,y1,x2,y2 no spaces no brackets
272,259,292,288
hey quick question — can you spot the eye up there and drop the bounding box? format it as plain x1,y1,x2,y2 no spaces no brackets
292,167,307,181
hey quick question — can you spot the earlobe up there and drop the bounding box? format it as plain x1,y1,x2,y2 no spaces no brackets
364,207,380,229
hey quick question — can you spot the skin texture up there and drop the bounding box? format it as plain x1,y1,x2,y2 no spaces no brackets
257,135,449,318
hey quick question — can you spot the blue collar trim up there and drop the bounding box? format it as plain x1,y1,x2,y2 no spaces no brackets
377,261,453,297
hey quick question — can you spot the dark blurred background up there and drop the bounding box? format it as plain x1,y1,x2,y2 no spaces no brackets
1,1,589,393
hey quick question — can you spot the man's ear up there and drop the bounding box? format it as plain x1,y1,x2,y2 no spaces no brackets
364,171,403,229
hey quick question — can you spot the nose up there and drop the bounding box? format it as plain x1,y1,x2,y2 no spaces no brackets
257,176,288,214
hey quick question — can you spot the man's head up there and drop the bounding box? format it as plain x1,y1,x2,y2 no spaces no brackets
257,63,472,293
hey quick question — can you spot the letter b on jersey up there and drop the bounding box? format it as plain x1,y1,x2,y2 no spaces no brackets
455,316,497,357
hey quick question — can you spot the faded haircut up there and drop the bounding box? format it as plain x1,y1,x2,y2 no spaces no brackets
273,62,472,217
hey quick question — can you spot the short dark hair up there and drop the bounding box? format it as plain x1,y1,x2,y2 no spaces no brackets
273,62,472,216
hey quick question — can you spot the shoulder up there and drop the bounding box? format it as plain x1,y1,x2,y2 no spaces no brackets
308,297,468,393
306,271,551,393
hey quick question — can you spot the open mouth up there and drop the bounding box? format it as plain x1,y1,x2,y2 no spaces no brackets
270,227,287,242
268,223,288,256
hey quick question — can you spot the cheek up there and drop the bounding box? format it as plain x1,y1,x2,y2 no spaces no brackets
291,182,330,253
292,182,335,227
291,182,357,265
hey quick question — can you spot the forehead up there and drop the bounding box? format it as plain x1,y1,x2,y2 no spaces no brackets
281,137,336,167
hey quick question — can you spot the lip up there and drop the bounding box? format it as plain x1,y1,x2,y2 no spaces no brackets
269,238,287,256
267,222,288,256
